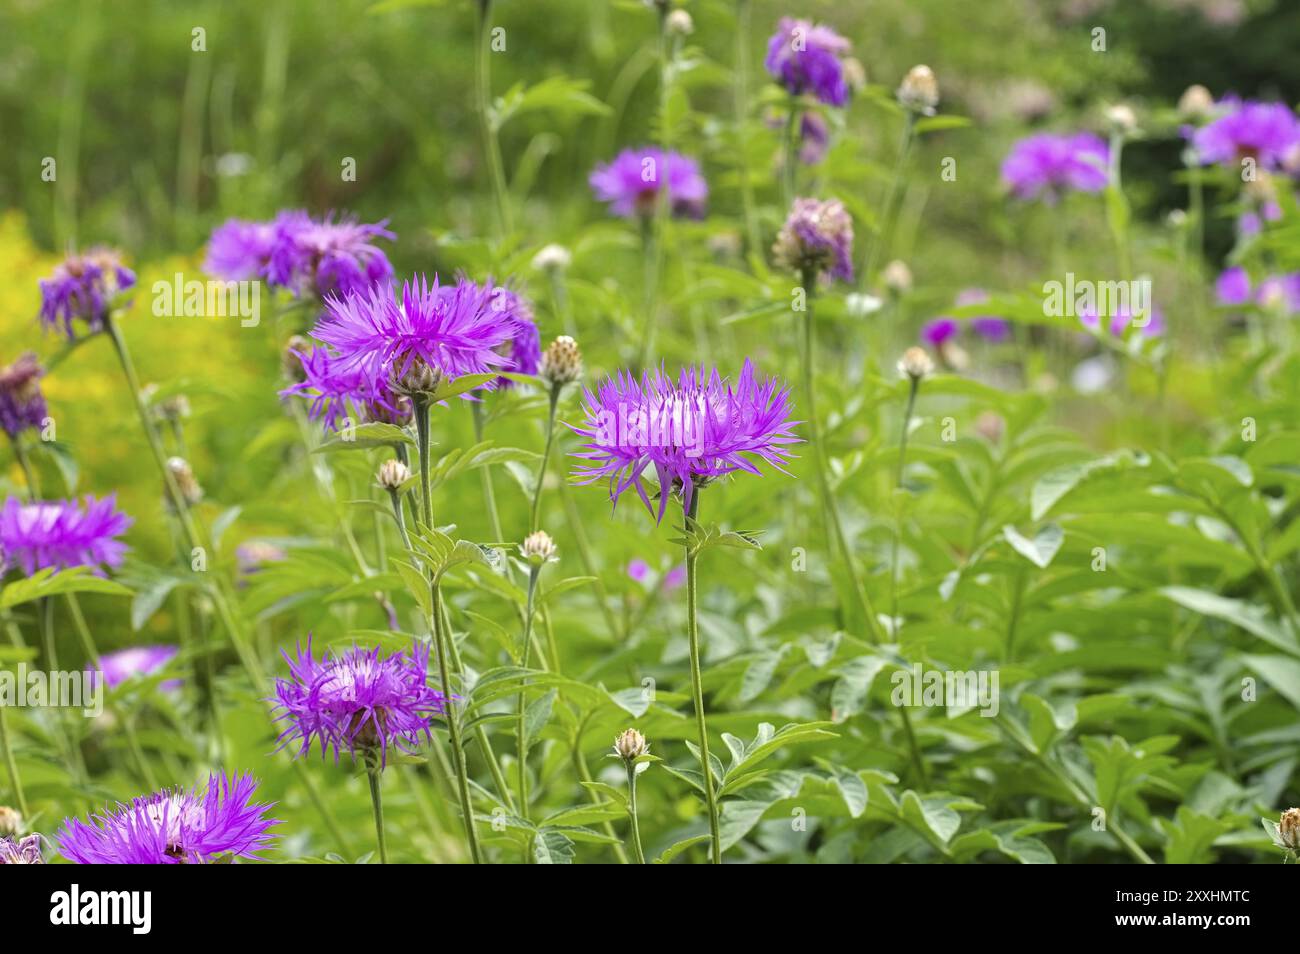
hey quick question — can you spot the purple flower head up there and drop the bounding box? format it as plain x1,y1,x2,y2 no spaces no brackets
570,359,801,522
281,344,409,430
1216,266,1252,305
951,289,1010,342
662,564,687,591
90,645,181,692
311,275,516,397
266,212,395,299
1191,98,1300,168
204,218,279,281
0,495,132,576
272,639,446,767
0,353,48,439
485,286,541,388
764,17,852,107
0,834,44,864
38,249,136,339
921,317,959,347
1001,133,1110,202
589,148,708,219
773,197,854,283
627,558,651,583
56,772,277,864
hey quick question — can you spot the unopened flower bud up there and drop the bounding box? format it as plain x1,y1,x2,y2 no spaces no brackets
392,357,444,396
166,457,203,507
1178,84,1215,121
614,728,649,761
666,9,693,35
1105,103,1137,135
882,260,913,295
377,458,410,491
897,65,939,115
520,530,558,566
898,346,935,381
1279,807,1300,851
532,243,572,273
540,336,583,386
0,805,20,837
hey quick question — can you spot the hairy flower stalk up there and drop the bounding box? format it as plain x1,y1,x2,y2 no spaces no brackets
775,202,882,640
532,336,583,531
684,488,721,863
515,531,557,822
614,729,649,864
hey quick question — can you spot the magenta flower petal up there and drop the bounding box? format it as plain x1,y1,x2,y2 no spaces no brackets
0,495,132,576
764,17,853,107
589,148,708,219
38,249,136,340
1001,132,1109,201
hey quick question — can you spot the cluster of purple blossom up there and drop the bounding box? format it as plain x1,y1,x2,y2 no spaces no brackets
921,290,1011,348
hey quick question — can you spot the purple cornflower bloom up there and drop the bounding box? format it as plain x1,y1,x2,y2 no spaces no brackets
921,317,959,347
266,211,395,299
773,197,855,283
486,287,541,388
272,639,446,767
0,495,131,576
0,353,48,438
1191,97,1300,168
627,558,651,583
1216,266,1252,305
1000,132,1110,201
764,17,853,107
570,359,801,522
663,564,687,591
311,275,517,396
0,834,44,864
281,344,409,430
90,645,180,691
203,218,279,281
38,249,136,339
589,148,708,219
56,773,277,864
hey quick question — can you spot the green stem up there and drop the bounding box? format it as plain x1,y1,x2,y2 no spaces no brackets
366,763,388,864
529,385,561,532
0,703,27,817
432,581,482,863
889,381,919,624
801,270,883,640
516,567,539,821
572,727,629,863
683,490,721,863
41,597,87,785
559,481,623,640
862,113,915,291
625,760,646,864
414,396,434,529
471,402,506,545
733,0,760,256
781,94,800,209
474,0,512,235
636,9,672,370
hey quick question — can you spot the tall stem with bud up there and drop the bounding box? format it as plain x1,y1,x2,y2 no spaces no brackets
683,489,722,863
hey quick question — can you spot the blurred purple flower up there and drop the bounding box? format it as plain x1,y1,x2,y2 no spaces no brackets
1256,274,1300,313
571,359,801,521
1001,133,1109,201
203,218,280,281
487,287,541,388
663,564,687,591
56,773,277,864
764,17,852,107
589,148,708,219
952,289,1011,342
1079,305,1165,338
266,212,395,299
627,558,651,583
799,112,830,165
90,645,180,692
272,639,446,767
0,495,131,576
0,353,48,439
1191,98,1300,168
921,317,959,347
1216,266,1252,305
38,249,136,339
